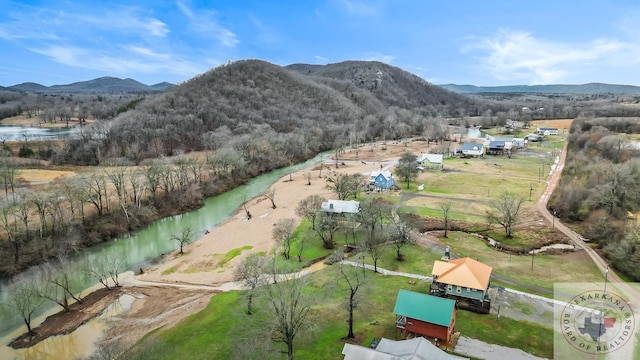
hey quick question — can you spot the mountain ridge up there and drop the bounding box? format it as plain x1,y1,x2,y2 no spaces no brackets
5,66,640,95
439,82,640,94
4,77,175,94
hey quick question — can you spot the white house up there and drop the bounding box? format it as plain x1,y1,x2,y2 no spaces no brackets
342,337,467,360
458,143,484,157
416,154,444,170
320,200,360,215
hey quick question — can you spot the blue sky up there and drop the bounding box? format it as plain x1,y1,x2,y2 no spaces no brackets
2,0,640,86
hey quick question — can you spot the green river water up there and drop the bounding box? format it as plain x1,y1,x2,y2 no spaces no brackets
0,153,327,357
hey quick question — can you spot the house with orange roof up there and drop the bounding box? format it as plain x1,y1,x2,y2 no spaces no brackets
430,257,493,313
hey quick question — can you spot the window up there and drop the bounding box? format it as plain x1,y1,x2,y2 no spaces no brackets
466,287,471,292
456,287,461,293
447,285,452,292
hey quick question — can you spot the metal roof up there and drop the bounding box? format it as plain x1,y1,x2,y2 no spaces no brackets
393,289,456,327
320,200,360,214
417,154,443,164
431,257,493,291
342,337,467,360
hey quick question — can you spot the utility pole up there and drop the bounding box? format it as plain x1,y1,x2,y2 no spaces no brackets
531,250,535,270
529,183,533,201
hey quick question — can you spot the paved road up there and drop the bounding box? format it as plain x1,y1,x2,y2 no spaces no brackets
535,143,639,301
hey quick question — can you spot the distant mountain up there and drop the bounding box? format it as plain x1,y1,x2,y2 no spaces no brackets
439,83,640,94
8,82,50,93
6,77,175,94
149,82,175,91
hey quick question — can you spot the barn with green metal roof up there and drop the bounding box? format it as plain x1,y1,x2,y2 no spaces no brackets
393,289,457,346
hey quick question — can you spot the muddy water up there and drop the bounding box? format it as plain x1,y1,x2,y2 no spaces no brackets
0,293,136,360
0,153,327,348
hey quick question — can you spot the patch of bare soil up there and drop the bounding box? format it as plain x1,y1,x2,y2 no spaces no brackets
9,285,217,355
98,286,218,349
10,287,124,349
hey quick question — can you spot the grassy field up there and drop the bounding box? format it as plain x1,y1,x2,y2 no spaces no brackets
0,113,91,128
439,232,604,292
130,267,554,359
398,145,560,223
129,122,582,358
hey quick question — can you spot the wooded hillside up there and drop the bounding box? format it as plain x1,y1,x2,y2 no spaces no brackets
55,59,484,166
548,117,640,280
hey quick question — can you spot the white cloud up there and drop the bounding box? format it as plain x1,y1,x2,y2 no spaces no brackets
177,1,194,19
126,46,171,60
77,9,170,38
177,2,239,47
466,30,640,84
0,5,169,41
249,15,280,44
337,0,381,16
361,52,395,64
31,45,203,76
0,2,229,82
314,55,329,63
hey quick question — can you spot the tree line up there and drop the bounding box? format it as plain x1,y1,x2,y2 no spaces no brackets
0,150,269,275
0,92,141,124
548,117,640,280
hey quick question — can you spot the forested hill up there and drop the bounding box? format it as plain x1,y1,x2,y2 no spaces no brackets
287,61,477,111
70,59,483,166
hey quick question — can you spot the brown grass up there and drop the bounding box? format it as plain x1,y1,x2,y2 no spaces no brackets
530,119,573,131
16,169,76,183
0,114,94,128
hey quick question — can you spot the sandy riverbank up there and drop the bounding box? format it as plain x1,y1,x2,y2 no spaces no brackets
3,141,429,357
140,159,388,285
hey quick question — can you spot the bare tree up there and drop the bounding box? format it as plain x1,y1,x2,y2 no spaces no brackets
0,197,22,265
171,227,196,254
295,234,308,262
395,151,419,188
38,256,83,312
273,218,296,260
264,274,314,360
388,212,414,261
326,173,362,200
234,254,268,315
29,191,51,242
358,197,393,245
363,233,388,273
106,166,130,222
487,191,525,238
441,201,452,238
315,212,338,249
4,273,44,336
128,169,146,209
83,174,108,216
335,260,367,340
86,255,123,290
0,156,18,197
265,186,277,209
296,195,326,230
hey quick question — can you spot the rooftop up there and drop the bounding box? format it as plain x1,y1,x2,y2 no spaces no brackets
432,257,493,291
393,289,456,327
